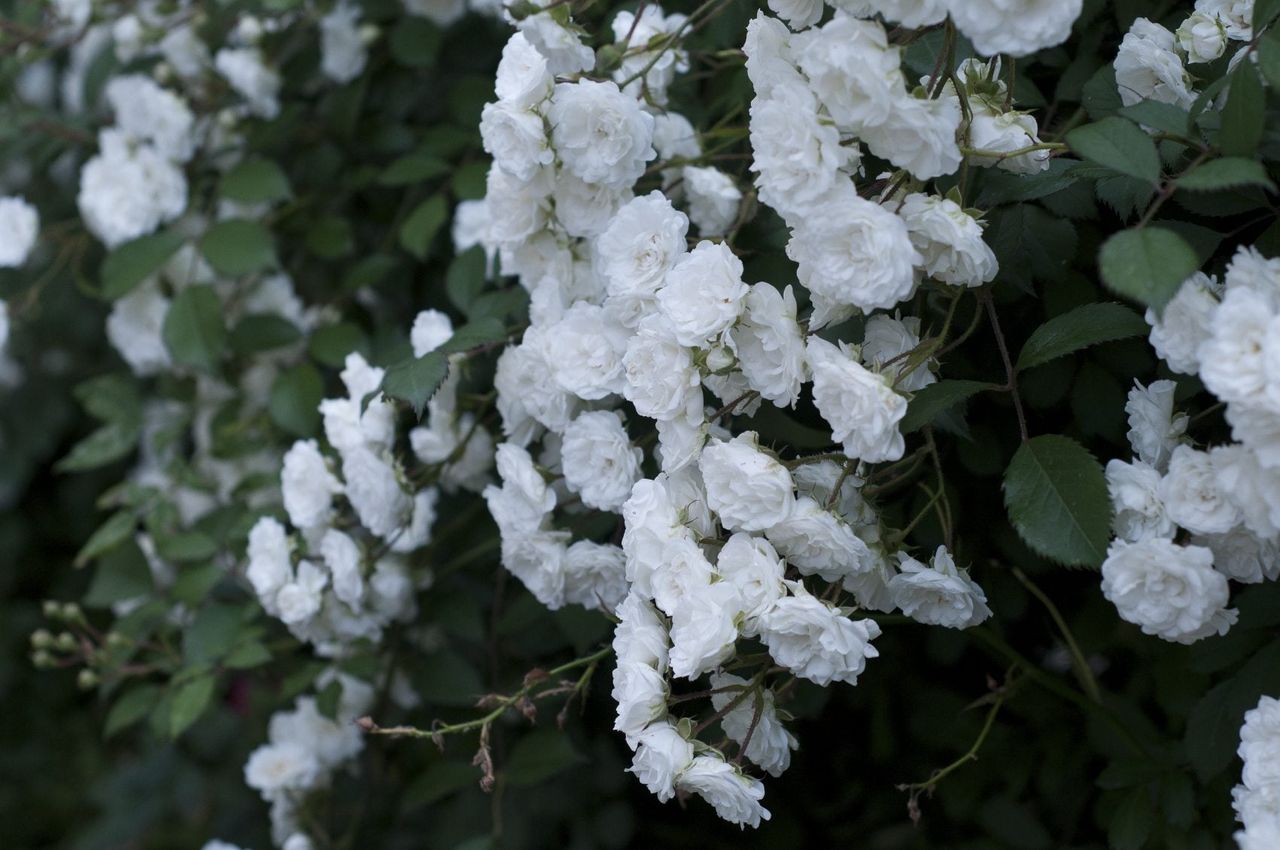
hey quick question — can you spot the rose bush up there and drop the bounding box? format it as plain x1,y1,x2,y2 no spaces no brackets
6,0,1280,848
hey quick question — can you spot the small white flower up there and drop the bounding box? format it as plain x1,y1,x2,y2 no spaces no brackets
281,440,341,531
1106,459,1175,542
700,432,796,532
682,166,741,237
656,241,749,349
1159,445,1241,535
628,721,694,802
899,193,998,288
888,546,991,629
547,79,655,188
733,284,807,408
1100,538,1236,644
0,196,39,268
1125,380,1188,471
561,411,643,512
757,581,881,686
675,754,771,828
807,337,907,463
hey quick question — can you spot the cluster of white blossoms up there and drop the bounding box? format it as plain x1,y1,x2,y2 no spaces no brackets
445,0,1085,827
241,672,373,849
1232,695,1280,849
1115,0,1256,111
1100,245,1280,647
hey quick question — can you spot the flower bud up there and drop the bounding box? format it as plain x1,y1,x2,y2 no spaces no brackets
77,669,100,690
30,629,54,649
55,631,78,652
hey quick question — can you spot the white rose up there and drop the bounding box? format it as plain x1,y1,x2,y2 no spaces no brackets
766,0,822,29
611,660,668,739
246,517,293,608
547,80,654,187
1159,445,1242,535
792,14,902,132
515,12,595,77
757,581,881,685
342,446,412,540
700,432,796,532
732,284,807,408
966,102,1051,174
1200,286,1279,408
889,546,992,629
1146,272,1220,375
244,742,322,796
807,337,907,463
276,560,328,625
861,92,962,180
899,193,998,288
481,99,553,182
561,411,643,512
500,529,569,609
1196,528,1280,584
1106,459,1175,542
766,495,872,582
748,83,852,223
1114,18,1195,109
655,240,748,348
281,440,341,531
949,0,1082,57
540,302,629,401
676,754,772,828
1241,696,1280,789
0,196,39,268
628,721,694,801
484,163,550,245
484,442,556,536
655,401,710,474
709,671,797,777
623,315,702,421
597,191,689,308
613,591,671,671
564,540,628,612
1125,379,1188,471
1177,12,1227,63
668,581,741,679
787,184,921,313
319,529,364,607
552,174,630,239
716,532,785,624
651,535,716,618
1100,538,1235,644
494,32,553,109
682,166,742,237
860,313,937,393
1213,444,1280,540
106,279,172,376
621,477,683,598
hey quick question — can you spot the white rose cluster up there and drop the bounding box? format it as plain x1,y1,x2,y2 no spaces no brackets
1233,695,1280,848
1100,243,1280,646
458,3,1009,827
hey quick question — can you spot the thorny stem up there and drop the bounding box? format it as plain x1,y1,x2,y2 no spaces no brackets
1137,149,1212,229
359,645,612,744
897,672,1010,821
958,141,1067,161
1011,567,1101,703
981,292,1029,442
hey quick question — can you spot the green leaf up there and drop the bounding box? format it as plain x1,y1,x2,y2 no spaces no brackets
1220,63,1266,158
163,284,227,373
99,230,185,300
171,562,225,607
1015,303,1148,371
105,684,162,739
902,380,996,434
84,541,153,608
224,640,272,670
182,603,245,665
399,195,448,260
155,531,217,563
1258,32,1280,90
219,158,291,204
269,363,324,437
988,204,1077,291
308,322,367,367
200,219,277,277
447,246,489,316
379,153,449,186
1177,157,1276,193
228,313,303,355
1256,0,1280,31
169,674,216,738
306,215,355,260
75,510,136,567
1066,117,1160,185
382,350,449,418
1003,435,1111,568
1117,101,1191,136
1099,227,1199,312
56,421,141,472
439,318,507,355
504,728,586,787
1108,787,1153,850
416,650,484,706
1185,639,1280,779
